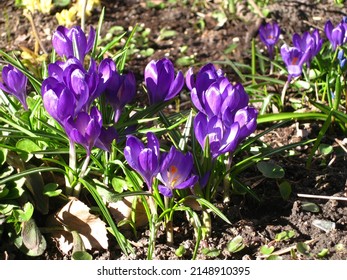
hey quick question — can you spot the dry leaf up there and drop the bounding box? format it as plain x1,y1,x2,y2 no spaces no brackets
108,196,148,229
47,198,108,254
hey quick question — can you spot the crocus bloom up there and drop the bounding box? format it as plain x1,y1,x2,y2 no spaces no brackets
64,106,103,155
338,49,347,68
194,113,240,159
157,147,198,197
52,25,95,62
292,29,322,68
95,126,118,152
233,106,258,140
280,44,309,79
324,20,346,50
191,76,249,122
185,63,224,92
0,64,28,110
41,77,76,125
99,58,136,122
124,132,160,190
259,22,281,60
144,58,184,104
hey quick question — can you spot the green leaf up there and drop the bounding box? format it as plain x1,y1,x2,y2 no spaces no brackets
43,183,62,197
260,245,275,255
175,245,186,257
227,235,245,253
72,251,93,260
201,247,220,257
53,0,71,7
0,148,7,165
301,202,320,213
195,197,231,224
257,161,285,179
266,255,282,260
275,230,295,241
278,180,292,200
296,242,310,256
317,248,329,258
318,144,333,155
17,218,46,256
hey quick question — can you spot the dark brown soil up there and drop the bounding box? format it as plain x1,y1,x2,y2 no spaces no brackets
0,0,347,260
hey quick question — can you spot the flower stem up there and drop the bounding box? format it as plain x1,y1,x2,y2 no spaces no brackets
72,154,91,197
65,140,76,196
164,196,174,245
202,209,211,239
281,77,291,107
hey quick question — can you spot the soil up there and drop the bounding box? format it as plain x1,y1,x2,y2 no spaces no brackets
0,0,347,260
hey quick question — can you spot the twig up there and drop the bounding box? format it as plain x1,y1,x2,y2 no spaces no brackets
24,10,48,55
297,193,347,201
335,138,347,154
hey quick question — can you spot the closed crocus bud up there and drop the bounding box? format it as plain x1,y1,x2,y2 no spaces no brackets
234,106,258,141
324,20,346,50
144,58,184,104
185,63,224,92
0,64,28,110
194,113,240,159
95,126,118,152
157,146,198,197
124,132,160,190
52,25,95,62
41,77,75,125
65,106,103,155
259,22,281,60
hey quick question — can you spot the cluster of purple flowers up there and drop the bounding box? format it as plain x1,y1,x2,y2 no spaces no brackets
124,132,198,197
187,64,257,159
41,26,136,155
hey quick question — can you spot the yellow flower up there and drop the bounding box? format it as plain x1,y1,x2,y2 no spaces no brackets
55,7,78,27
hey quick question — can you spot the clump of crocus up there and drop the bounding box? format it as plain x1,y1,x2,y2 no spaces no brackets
124,132,161,190
324,20,346,50
157,146,198,197
144,58,184,104
188,64,257,159
0,64,28,110
52,25,96,62
259,21,281,60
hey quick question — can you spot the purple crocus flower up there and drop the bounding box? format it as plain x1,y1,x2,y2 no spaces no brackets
292,29,322,68
338,49,347,68
95,126,118,152
157,147,198,197
324,20,346,50
280,44,309,79
0,64,28,110
99,58,136,122
191,76,249,122
41,77,76,125
124,132,160,190
64,106,103,155
259,22,281,60
185,63,224,92
233,106,258,140
144,58,184,104
52,25,96,62
194,112,240,159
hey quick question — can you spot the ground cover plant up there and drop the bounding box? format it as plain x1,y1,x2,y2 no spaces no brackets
0,0,347,260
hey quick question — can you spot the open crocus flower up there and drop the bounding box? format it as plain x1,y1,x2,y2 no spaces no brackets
259,22,281,60
157,147,198,197
124,132,160,190
52,25,95,62
324,20,346,50
280,44,310,79
292,29,322,68
64,106,103,156
194,112,240,159
144,58,184,104
0,64,28,110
